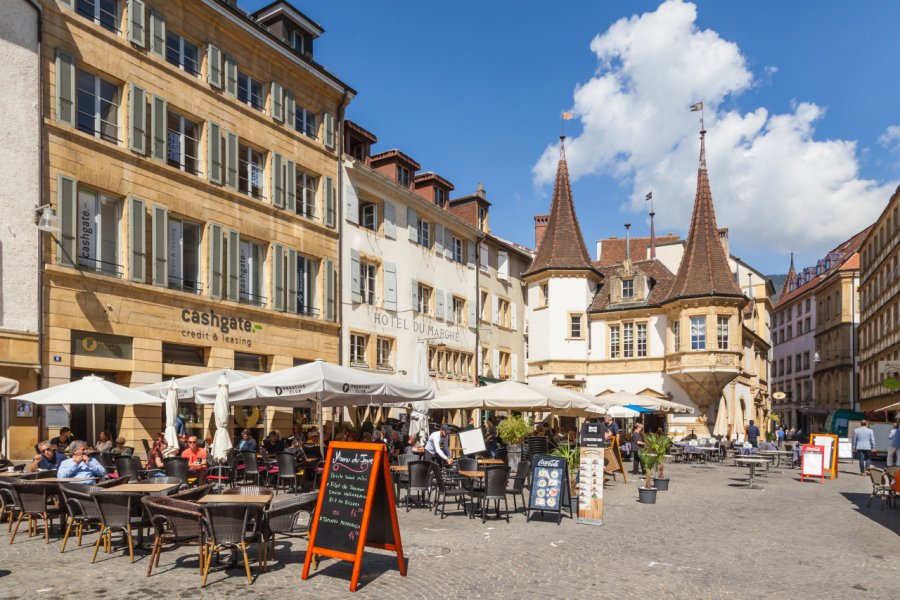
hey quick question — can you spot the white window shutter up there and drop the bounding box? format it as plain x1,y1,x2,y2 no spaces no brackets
286,249,297,313
208,223,223,298
435,288,444,321
128,0,146,47
407,207,417,242
498,250,509,281
480,243,489,272
57,173,77,266
511,353,519,381
434,224,443,255
492,296,499,325
226,229,239,301
284,91,296,128
224,54,237,97
350,249,361,303
324,176,335,227
383,202,396,239
55,49,76,126
492,349,500,375
324,113,335,149
207,121,222,184
150,95,167,161
271,152,284,208
285,160,296,212
149,10,165,57
324,258,335,321
511,302,517,330
128,84,146,155
411,279,418,313
344,173,359,224
151,205,168,287
467,240,476,269
271,81,283,122
468,298,476,329
444,228,452,260
383,262,397,311
446,291,453,322
272,243,284,311
128,197,146,283
207,44,222,89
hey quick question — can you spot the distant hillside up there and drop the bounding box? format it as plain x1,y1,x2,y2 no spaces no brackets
767,274,788,303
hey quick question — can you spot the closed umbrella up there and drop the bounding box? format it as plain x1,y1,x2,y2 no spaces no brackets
712,396,728,438
211,375,232,462
164,380,179,448
408,342,430,446
732,398,745,442
137,368,253,400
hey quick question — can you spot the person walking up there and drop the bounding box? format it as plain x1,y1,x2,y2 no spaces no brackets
745,420,760,448
630,424,646,475
887,422,900,468
852,420,877,476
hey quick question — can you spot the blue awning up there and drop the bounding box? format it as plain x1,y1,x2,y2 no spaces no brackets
624,404,654,414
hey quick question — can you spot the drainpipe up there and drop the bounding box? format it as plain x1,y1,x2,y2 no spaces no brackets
334,89,351,429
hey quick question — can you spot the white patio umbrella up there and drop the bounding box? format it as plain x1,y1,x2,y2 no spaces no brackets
597,390,694,414
732,398,745,442
137,368,254,400
712,396,729,438
430,380,601,416
604,405,642,418
211,375,232,462
163,380,179,448
14,375,162,406
408,342,430,446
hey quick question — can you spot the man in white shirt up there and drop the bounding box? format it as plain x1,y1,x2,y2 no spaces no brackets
425,425,453,466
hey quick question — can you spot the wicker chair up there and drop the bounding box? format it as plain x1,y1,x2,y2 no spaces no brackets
164,457,192,486
170,484,212,502
148,477,187,495
263,492,318,562
867,467,892,510
0,480,22,533
8,480,66,544
115,455,143,482
201,503,267,587
222,485,273,497
239,451,264,486
272,452,298,494
456,457,477,472
90,489,151,563
468,465,511,523
431,463,468,519
58,479,123,552
505,459,531,513
403,460,431,511
142,495,206,578
97,452,116,472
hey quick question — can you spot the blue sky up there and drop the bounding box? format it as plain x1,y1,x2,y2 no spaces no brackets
244,0,899,274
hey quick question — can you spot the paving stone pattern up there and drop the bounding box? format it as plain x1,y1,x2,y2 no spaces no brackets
0,460,897,599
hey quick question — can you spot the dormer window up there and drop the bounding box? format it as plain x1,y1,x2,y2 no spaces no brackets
478,206,487,230
397,166,411,188
622,279,634,299
290,29,312,57
434,188,446,208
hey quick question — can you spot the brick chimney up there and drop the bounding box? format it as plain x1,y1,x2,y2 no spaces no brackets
534,215,549,251
718,227,730,258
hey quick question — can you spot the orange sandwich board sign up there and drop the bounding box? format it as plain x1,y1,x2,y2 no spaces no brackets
302,441,405,592
800,444,825,484
809,433,839,480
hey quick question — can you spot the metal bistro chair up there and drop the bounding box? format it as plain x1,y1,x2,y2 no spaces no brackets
90,489,151,563
142,495,207,578
468,465,511,524
201,503,267,587
867,467,892,510
0,479,22,533
58,479,125,553
430,463,468,519
273,452,299,494
164,456,192,487
505,459,531,513
239,451,264,486
206,450,241,492
403,460,431,511
264,492,318,563
115,455,143,482
8,479,66,544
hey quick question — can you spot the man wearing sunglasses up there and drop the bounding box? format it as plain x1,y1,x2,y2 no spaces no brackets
28,441,66,472
57,441,107,483
181,436,208,484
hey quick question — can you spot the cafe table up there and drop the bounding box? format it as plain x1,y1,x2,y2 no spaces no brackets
735,458,770,489
457,470,485,479
477,459,505,466
198,494,273,506
114,482,180,496
0,471,24,478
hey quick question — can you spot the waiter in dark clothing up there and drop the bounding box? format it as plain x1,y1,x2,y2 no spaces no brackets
630,424,646,474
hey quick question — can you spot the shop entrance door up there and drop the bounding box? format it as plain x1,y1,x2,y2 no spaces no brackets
70,370,120,443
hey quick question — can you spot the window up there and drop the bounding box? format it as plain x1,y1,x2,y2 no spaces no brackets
76,0,118,33
237,71,264,110
360,261,376,305
672,320,680,352
166,111,200,175
498,351,511,380
452,237,464,263
434,188,446,208
479,243,489,272
478,206,487,230
452,297,465,325
690,316,706,350
350,334,367,367
397,166,411,188
786,356,792,374
786,324,792,339
376,337,392,370
296,169,318,219
569,314,582,339
165,31,200,76
717,316,729,350
805,317,811,333
239,239,266,306
359,200,377,231
76,188,121,276
622,279,634,299
540,283,549,307
637,323,647,357
238,144,264,199
295,255,318,317
416,283,432,315
167,218,201,293
431,347,474,380
778,359,784,377
498,299,510,328
417,218,430,247
623,323,634,357
295,106,317,140
162,343,205,367
290,29,311,56
76,70,119,143
480,290,489,322
610,325,620,359
235,351,267,372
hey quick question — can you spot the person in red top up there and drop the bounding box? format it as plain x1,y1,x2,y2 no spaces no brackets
181,436,208,484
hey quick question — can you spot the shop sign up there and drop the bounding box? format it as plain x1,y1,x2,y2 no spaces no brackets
372,312,463,344
71,331,133,360
179,308,257,348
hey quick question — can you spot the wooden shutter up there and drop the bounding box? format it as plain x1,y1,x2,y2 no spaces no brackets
224,54,237,97
446,291,453,322
271,152,284,208
286,249,298,313
468,297,477,329
128,84,146,155
286,160,296,212
407,207,417,242
57,173,77,266
444,228,452,260
498,250,509,281
344,173,359,224
492,296,499,325
467,240,476,269
207,121,222,184
511,302,518,330
350,249,361,303
324,259,335,321
207,44,222,89
323,112,335,149
128,0,145,47
435,288,444,321
151,205,168,287
284,91,296,129
434,224,443,255
324,176,335,227
270,81,283,122
128,197,146,283
272,243,284,311
511,353,519,381
150,95,167,161
55,49,75,126
225,130,238,189
411,279,419,313
149,10,165,57
226,229,239,301
208,223,223,299
383,262,397,311
383,202,396,239
492,349,500,376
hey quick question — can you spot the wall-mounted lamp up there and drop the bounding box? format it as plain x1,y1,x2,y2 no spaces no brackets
34,205,59,233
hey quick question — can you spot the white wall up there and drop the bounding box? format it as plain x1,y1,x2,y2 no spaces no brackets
0,1,40,334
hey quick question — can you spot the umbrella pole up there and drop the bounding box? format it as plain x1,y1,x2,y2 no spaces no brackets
91,408,96,446
318,400,324,456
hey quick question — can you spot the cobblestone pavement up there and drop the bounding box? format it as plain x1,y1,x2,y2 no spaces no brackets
0,460,897,599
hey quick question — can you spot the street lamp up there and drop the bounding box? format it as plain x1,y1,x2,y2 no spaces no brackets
34,204,59,233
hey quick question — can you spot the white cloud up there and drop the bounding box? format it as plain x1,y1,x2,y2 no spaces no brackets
879,125,900,151
533,0,895,257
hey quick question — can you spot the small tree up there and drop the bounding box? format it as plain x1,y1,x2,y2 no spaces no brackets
638,432,672,488
497,415,531,445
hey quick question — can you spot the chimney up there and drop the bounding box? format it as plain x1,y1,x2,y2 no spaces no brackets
718,228,730,258
534,215,549,251
625,223,632,261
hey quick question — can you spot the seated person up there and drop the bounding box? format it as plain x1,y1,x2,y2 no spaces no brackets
57,440,107,483
28,441,66,472
50,427,74,452
285,438,307,459
181,436,208,483
94,430,113,453
388,430,406,459
236,429,257,452
146,434,170,470
110,436,133,455
262,431,285,455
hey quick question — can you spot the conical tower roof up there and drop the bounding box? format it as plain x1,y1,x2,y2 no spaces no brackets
665,130,743,301
777,253,796,301
525,137,594,276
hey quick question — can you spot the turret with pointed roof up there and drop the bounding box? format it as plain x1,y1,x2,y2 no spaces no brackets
665,130,743,301
524,137,594,277
777,253,796,301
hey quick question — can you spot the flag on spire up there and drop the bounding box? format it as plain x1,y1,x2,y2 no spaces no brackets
645,191,653,201
689,102,703,112
562,111,575,120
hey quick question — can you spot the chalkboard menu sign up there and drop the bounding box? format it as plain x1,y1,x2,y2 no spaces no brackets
526,454,571,525
303,442,406,592
580,422,607,448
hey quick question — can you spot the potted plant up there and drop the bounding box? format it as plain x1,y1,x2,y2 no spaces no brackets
498,415,531,470
637,434,669,504
644,432,673,492
550,442,580,513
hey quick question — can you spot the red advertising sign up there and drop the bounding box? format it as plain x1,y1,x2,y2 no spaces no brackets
800,444,825,484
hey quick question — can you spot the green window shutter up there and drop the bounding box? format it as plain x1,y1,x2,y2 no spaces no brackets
151,205,168,287
272,243,284,311
150,95,167,161
226,229,239,301
128,0,146,47
55,49,75,127
285,160,296,212
128,197,146,283
57,173,77,266
271,81,283,122
284,91,296,130
149,10,166,57
128,84,146,154
324,176,335,227
287,249,298,313
225,131,238,189
207,44,222,89
323,112,335,150
207,121,222,184
271,152,284,208
224,54,237,97
208,223,223,299
324,258,335,321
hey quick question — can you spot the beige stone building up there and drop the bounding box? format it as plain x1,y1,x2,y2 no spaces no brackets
8,0,353,458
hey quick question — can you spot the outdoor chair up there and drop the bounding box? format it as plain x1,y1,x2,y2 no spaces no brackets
170,484,213,502
148,477,188,495
201,503,267,587
58,479,124,552
312,460,326,490
97,452,117,472
273,452,299,494
457,457,477,472
115,455,143,482
90,489,151,563
206,450,240,492
264,492,318,563
239,451,264,486
163,456,193,486
7,480,66,544
525,436,549,460
403,460,431,511
141,439,152,460
867,467,892,510
468,465,511,523
886,466,900,507
505,459,531,513
142,495,206,578
0,480,22,533
431,463,468,519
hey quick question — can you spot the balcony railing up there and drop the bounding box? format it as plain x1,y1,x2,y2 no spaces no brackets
168,276,203,295
77,259,123,279
239,292,267,307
